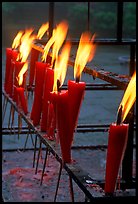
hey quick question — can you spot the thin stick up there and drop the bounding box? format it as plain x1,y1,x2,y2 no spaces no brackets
54,162,63,202
35,139,42,174
2,97,8,123
40,147,49,185
69,174,74,202
33,134,38,168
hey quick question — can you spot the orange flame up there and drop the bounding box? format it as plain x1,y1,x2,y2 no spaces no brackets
41,20,68,66
17,62,28,86
12,31,24,49
53,42,71,92
17,29,36,62
37,22,49,39
51,20,68,66
118,71,136,122
74,32,96,80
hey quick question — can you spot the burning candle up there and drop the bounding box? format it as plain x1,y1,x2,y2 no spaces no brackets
15,62,28,114
4,31,23,95
50,41,71,163
40,20,69,131
13,29,35,101
28,22,49,87
104,71,136,194
68,32,96,147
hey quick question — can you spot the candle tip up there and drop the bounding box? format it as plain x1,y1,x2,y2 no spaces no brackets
116,105,123,125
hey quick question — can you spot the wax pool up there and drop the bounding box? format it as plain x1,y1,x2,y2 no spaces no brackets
104,123,129,194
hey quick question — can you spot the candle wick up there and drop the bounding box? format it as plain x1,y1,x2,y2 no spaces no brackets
57,79,61,92
75,75,80,83
116,105,123,125
52,59,56,70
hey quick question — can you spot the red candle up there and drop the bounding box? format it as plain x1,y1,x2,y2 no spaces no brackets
28,47,40,87
15,86,28,114
4,48,18,94
30,62,47,126
56,90,71,163
104,123,129,194
68,80,86,145
40,68,54,131
46,101,56,140
13,61,25,102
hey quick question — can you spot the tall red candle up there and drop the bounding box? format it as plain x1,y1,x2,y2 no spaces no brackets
4,48,18,94
28,47,40,87
68,80,86,146
40,68,54,131
13,61,25,102
104,123,129,194
56,90,71,163
15,86,28,114
30,62,47,126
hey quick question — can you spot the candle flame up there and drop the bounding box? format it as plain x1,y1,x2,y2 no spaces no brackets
17,62,28,86
12,31,24,49
51,20,68,66
41,20,68,66
53,42,71,92
74,32,96,80
17,29,36,62
37,22,49,39
118,71,136,122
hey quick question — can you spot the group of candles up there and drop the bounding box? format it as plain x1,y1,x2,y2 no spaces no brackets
3,20,136,195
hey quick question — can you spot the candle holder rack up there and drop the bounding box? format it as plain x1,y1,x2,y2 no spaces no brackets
2,36,136,202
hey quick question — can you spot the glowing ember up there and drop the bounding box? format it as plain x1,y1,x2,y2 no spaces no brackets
17,62,28,86
37,22,49,39
53,42,71,92
17,29,36,62
41,20,68,66
74,32,96,80
118,71,136,122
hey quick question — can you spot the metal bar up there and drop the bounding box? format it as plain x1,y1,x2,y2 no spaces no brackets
34,38,136,46
54,162,63,202
48,2,54,39
35,139,42,174
69,174,74,202
33,134,38,168
117,2,123,41
40,147,49,185
87,2,90,31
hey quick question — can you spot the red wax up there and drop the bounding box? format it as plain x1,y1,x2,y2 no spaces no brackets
4,48,18,94
16,87,28,114
68,80,86,145
40,68,54,131
56,90,73,163
13,61,25,102
104,123,129,194
28,48,40,87
46,101,56,140
30,62,47,126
